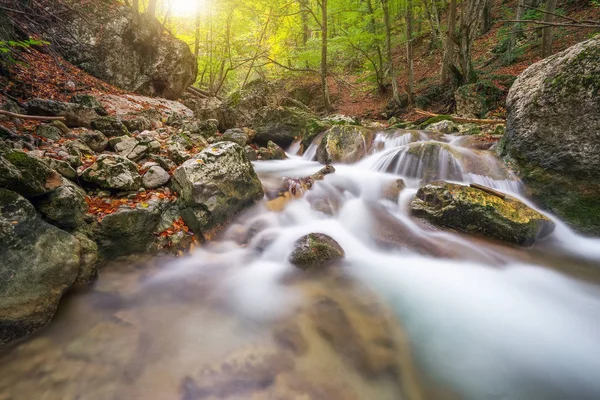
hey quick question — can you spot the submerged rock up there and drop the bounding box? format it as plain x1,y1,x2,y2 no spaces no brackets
0,190,82,346
317,125,375,164
502,37,600,235
173,142,263,237
411,181,555,246
81,154,142,191
289,233,345,269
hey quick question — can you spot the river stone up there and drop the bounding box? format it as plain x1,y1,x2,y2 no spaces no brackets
501,37,600,235
253,106,326,148
34,178,88,231
173,142,263,237
81,154,142,191
142,165,170,189
36,124,62,140
317,125,375,164
79,130,108,153
0,190,81,346
289,233,345,270
94,200,165,259
221,128,248,146
258,141,287,160
0,147,62,198
411,181,555,246
91,116,130,138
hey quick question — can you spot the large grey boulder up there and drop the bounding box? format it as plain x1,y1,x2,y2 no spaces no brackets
317,125,375,164
81,154,142,191
173,142,264,237
253,107,326,148
46,7,197,99
0,190,82,345
501,37,600,235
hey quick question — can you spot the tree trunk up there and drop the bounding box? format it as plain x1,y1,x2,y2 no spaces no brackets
382,0,402,106
147,0,157,17
299,0,310,46
321,0,332,111
441,0,457,84
132,0,139,14
541,0,557,58
194,12,201,58
479,0,492,36
406,0,415,105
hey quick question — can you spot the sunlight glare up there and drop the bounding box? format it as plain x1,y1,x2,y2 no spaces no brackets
171,0,206,17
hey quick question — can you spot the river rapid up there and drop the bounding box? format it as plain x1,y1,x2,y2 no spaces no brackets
1,129,600,400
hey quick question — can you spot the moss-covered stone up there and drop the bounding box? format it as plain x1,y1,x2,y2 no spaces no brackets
81,154,142,191
316,125,375,164
0,189,81,346
289,233,345,270
411,181,555,246
503,36,600,235
0,148,62,198
91,116,130,137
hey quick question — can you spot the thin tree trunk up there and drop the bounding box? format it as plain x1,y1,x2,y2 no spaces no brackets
441,0,457,84
321,0,332,111
406,0,415,104
479,0,492,35
382,0,401,106
194,12,201,58
147,0,157,17
132,0,139,13
541,0,557,57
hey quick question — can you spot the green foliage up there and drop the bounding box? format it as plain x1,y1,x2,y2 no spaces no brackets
0,39,48,65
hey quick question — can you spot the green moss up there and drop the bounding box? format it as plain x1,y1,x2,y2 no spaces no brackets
420,115,453,129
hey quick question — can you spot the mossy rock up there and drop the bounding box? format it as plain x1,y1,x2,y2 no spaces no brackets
253,107,327,148
289,233,345,270
0,148,62,198
91,116,130,138
503,36,600,235
316,125,375,164
411,181,555,246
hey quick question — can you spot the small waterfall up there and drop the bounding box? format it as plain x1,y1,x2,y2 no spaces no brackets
287,139,302,156
303,131,327,161
364,141,464,183
372,129,427,151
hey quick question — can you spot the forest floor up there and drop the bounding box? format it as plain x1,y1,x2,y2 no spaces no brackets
323,0,600,122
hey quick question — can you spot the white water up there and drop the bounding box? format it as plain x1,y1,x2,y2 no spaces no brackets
2,128,600,400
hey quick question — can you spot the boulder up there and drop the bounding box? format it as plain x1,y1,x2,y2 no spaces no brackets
25,99,99,128
0,147,62,198
70,94,108,116
45,158,77,180
289,233,345,270
114,137,148,161
215,80,277,130
91,117,130,138
79,130,108,153
317,125,375,164
66,140,95,159
34,178,88,231
173,142,263,237
0,190,82,345
46,8,196,99
426,120,458,134
221,128,249,146
94,200,165,259
142,165,170,189
36,124,62,140
253,107,326,148
81,154,142,191
411,181,555,246
501,37,600,235
258,141,287,161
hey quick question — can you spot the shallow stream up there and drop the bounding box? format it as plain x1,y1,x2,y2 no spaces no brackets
1,129,600,400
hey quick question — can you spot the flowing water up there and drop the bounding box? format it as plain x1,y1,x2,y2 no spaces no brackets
1,129,600,400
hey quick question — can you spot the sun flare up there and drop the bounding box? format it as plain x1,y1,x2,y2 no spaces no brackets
171,0,207,17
